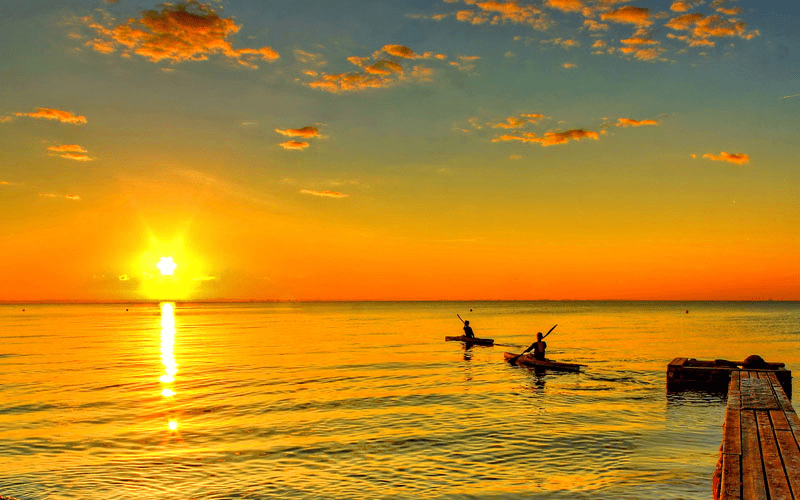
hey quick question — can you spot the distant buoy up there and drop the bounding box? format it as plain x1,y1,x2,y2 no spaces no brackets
685,310,689,314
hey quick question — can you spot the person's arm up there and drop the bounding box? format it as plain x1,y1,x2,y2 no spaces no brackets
522,342,534,354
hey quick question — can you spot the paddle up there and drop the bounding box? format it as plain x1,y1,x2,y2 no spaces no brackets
507,324,557,364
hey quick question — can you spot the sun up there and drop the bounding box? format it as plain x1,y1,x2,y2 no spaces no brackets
157,256,177,276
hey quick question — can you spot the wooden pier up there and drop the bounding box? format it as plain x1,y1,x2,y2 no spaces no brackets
715,370,800,500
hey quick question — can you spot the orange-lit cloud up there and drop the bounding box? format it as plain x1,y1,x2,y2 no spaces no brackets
47,144,93,161
279,140,310,150
493,129,599,146
490,116,528,129
616,118,658,127
47,144,88,153
701,151,750,165
275,126,321,138
562,62,577,68
300,189,349,198
450,0,551,31
307,44,446,93
546,0,585,13
601,6,652,28
666,13,758,42
59,152,93,161
380,44,422,59
670,1,691,12
40,193,81,200
84,1,279,68
14,108,87,124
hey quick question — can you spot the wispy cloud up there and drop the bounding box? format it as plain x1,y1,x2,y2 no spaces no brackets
47,144,93,161
279,140,310,150
600,6,652,28
300,189,349,198
275,126,322,138
616,118,658,127
84,1,279,68
700,151,750,165
40,193,81,200
492,129,599,146
14,108,87,124
305,44,454,93
47,144,88,153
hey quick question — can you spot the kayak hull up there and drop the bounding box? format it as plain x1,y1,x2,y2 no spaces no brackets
504,352,584,372
446,335,494,346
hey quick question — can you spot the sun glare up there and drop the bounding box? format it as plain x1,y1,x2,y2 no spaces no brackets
157,256,177,276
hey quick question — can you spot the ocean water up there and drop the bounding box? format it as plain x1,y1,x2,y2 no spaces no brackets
1,301,798,500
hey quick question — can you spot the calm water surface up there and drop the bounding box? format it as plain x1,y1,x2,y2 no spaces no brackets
1,301,798,499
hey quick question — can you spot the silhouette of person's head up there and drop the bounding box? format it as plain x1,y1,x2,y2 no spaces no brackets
537,332,543,340
464,320,470,325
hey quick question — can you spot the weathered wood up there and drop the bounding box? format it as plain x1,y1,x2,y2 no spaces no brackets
775,429,800,498
756,411,793,499
720,453,743,500
768,373,794,411
729,371,742,409
740,409,768,500
741,378,779,410
772,410,792,431
724,409,742,456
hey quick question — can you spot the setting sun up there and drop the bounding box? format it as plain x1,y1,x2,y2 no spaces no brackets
157,257,177,276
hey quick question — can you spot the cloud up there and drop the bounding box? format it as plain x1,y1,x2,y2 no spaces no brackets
306,44,448,93
562,62,577,68
670,1,691,12
600,6,652,27
380,44,423,59
279,140,310,150
666,13,758,43
14,108,87,124
449,0,551,31
300,189,349,198
492,129,599,146
701,151,750,165
546,0,585,13
46,144,93,161
60,153,93,161
84,1,279,68
39,193,81,200
275,126,321,138
47,144,88,153
0,116,14,123
616,118,658,127
490,116,529,129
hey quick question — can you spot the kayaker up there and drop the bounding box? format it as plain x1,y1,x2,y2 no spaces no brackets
522,332,547,360
463,320,475,339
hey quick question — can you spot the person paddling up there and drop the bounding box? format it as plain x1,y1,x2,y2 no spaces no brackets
523,332,547,360
462,320,475,339
508,324,557,364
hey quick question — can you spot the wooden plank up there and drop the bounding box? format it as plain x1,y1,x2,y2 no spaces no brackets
767,373,794,412
741,378,780,410
741,410,768,500
756,411,793,500
775,429,800,499
771,410,791,431
741,371,752,380
729,371,742,409
724,409,742,455
720,453,743,500
669,357,689,367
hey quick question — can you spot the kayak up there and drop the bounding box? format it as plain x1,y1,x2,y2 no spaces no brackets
504,352,585,372
445,335,494,346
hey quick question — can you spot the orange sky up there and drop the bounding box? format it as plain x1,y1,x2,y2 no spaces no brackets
2,0,799,301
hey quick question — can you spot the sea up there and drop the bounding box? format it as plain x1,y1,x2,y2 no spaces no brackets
1,301,798,500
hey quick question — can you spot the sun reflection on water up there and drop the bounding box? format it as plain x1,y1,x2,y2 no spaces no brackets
160,302,178,431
